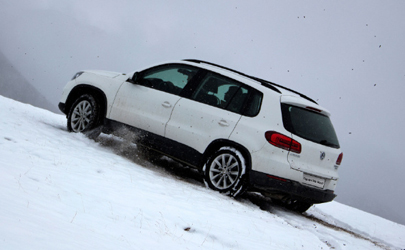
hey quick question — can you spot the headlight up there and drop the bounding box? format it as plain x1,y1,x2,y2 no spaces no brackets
71,71,84,80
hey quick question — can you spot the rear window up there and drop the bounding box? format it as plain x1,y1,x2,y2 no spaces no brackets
281,104,340,148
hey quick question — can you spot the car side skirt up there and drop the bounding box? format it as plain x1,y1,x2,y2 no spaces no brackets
102,119,204,168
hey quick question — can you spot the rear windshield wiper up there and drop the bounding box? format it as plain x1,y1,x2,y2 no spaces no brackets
320,140,339,148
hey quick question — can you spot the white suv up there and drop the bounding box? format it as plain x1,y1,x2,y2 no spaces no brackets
59,59,343,212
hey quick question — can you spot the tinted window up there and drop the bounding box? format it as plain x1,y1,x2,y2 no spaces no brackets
244,90,262,117
191,73,249,114
140,65,198,95
281,104,340,148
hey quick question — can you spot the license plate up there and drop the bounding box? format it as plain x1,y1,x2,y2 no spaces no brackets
303,174,325,188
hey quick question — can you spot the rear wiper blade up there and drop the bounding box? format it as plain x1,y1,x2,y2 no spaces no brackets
320,140,337,147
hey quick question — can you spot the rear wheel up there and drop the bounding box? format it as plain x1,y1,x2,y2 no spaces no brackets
67,94,102,138
203,147,248,197
275,198,313,213
288,200,313,213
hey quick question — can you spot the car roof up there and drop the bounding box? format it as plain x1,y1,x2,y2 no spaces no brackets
182,59,318,105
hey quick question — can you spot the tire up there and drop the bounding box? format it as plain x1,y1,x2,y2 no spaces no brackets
67,94,102,138
279,198,313,213
203,147,248,197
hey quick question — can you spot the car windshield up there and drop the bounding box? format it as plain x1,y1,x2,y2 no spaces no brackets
281,103,340,148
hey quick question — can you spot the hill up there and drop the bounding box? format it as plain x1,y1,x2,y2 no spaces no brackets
0,51,58,113
0,95,404,250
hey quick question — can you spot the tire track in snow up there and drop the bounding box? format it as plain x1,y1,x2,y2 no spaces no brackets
245,193,394,250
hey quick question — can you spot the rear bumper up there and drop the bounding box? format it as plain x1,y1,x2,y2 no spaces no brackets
249,170,336,204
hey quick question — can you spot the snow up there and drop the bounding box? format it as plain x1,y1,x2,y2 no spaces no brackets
1,95,404,250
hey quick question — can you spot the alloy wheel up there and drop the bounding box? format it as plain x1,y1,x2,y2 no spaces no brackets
208,153,240,190
70,100,93,132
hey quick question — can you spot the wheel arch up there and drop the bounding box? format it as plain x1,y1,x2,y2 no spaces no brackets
202,139,252,172
65,84,108,119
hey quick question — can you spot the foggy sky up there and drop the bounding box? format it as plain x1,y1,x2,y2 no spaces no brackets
1,0,404,224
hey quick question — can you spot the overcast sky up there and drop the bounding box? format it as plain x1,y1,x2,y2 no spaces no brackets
1,0,404,225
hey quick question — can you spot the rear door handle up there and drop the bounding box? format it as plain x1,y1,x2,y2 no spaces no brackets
218,120,229,127
162,101,172,108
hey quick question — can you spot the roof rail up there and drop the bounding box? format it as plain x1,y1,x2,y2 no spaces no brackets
183,59,317,104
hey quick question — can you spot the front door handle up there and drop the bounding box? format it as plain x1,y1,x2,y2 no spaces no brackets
162,101,172,108
218,120,229,127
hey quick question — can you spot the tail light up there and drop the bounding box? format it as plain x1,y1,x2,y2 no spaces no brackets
265,131,301,153
336,152,343,165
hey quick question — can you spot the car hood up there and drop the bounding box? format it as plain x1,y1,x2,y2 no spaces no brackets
84,70,124,78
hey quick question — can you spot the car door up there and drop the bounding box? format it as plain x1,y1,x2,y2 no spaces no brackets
165,72,249,153
109,64,199,137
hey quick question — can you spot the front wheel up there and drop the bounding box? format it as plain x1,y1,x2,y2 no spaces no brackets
203,147,248,197
67,94,101,138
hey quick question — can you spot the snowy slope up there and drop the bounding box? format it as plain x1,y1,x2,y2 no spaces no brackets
1,95,404,250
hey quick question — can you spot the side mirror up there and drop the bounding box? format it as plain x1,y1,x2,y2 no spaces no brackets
129,72,140,83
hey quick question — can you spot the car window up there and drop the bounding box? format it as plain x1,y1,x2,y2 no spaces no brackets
244,90,263,117
140,65,198,95
191,72,249,114
281,104,340,148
